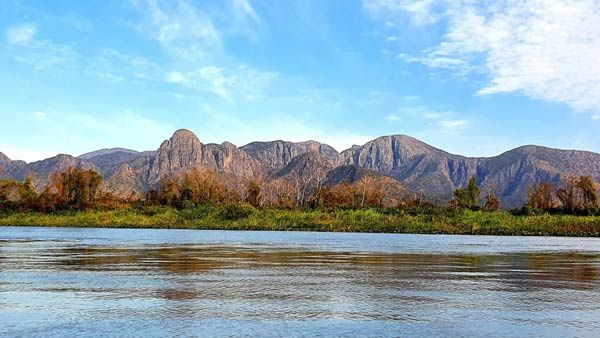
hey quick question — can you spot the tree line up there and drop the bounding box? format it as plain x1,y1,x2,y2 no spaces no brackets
1,165,599,215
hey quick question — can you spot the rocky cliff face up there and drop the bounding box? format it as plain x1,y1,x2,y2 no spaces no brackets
146,129,262,187
148,129,204,184
272,151,335,181
2,130,600,208
0,152,10,165
104,156,154,199
10,154,97,190
342,135,479,198
477,146,600,207
242,140,340,172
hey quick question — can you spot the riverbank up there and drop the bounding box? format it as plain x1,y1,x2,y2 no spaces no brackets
1,206,600,236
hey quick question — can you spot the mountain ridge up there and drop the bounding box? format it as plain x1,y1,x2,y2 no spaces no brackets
2,129,599,208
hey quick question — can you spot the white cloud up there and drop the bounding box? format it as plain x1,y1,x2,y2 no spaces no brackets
167,65,278,101
385,36,399,42
198,66,234,101
386,113,401,121
131,0,223,63
86,48,160,83
166,71,186,84
364,0,438,25
438,119,468,133
424,112,441,120
6,23,37,45
130,0,276,102
232,0,261,25
369,0,600,114
32,111,46,118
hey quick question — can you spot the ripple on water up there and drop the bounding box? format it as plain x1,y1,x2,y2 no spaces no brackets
1,229,600,337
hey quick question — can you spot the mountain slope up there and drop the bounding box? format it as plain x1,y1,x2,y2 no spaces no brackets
78,148,139,160
2,130,600,208
242,140,340,173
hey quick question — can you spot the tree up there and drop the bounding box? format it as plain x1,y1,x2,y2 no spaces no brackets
483,191,500,212
576,176,598,208
181,168,227,205
528,182,555,211
158,174,181,207
453,177,480,210
556,177,578,213
246,180,261,207
47,167,103,210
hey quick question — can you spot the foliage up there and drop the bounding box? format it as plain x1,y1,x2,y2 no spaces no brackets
528,182,556,211
483,192,501,212
1,208,599,237
1,166,600,237
218,203,256,220
453,177,480,210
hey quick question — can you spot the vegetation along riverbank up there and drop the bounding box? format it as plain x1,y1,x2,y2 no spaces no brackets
1,166,599,236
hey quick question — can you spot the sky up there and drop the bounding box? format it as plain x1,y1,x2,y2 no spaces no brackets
1,0,600,162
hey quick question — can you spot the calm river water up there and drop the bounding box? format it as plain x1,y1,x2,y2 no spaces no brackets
1,227,600,337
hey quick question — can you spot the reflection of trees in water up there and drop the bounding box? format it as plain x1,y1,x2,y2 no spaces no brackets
354,253,599,291
51,245,599,295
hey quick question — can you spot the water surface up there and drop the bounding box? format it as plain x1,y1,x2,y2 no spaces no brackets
1,227,600,337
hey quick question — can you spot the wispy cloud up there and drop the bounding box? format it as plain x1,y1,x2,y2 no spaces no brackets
386,113,401,121
166,65,278,101
86,48,160,83
368,0,600,114
364,0,438,25
130,0,223,64
438,119,468,133
6,23,37,45
131,0,276,102
232,0,261,25
32,111,46,118
6,22,78,70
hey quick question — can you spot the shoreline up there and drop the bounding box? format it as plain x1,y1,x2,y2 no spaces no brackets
1,208,599,237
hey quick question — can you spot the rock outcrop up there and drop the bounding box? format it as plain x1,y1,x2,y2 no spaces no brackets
242,140,340,173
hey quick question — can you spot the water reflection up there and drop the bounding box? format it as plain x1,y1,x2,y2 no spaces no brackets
1,231,600,337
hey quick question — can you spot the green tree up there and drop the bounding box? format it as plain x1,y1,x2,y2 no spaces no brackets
453,177,480,210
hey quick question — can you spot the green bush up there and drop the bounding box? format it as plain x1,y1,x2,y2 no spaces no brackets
218,203,256,221
135,205,172,216
178,205,213,220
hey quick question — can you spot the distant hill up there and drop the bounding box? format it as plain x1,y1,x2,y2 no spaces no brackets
2,129,600,208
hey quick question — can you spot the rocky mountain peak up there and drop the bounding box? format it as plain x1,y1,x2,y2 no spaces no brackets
171,129,199,142
148,129,204,185
0,152,11,165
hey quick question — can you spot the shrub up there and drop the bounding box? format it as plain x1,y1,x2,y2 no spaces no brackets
178,205,213,220
136,205,172,216
218,203,256,221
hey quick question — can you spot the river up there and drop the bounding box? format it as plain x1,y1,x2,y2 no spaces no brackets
1,227,599,337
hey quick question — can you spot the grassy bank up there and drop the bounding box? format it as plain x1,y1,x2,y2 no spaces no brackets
1,205,600,236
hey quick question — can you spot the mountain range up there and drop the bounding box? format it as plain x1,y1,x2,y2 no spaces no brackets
2,129,600,208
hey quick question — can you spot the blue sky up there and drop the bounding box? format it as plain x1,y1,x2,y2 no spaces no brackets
1,0,600,162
